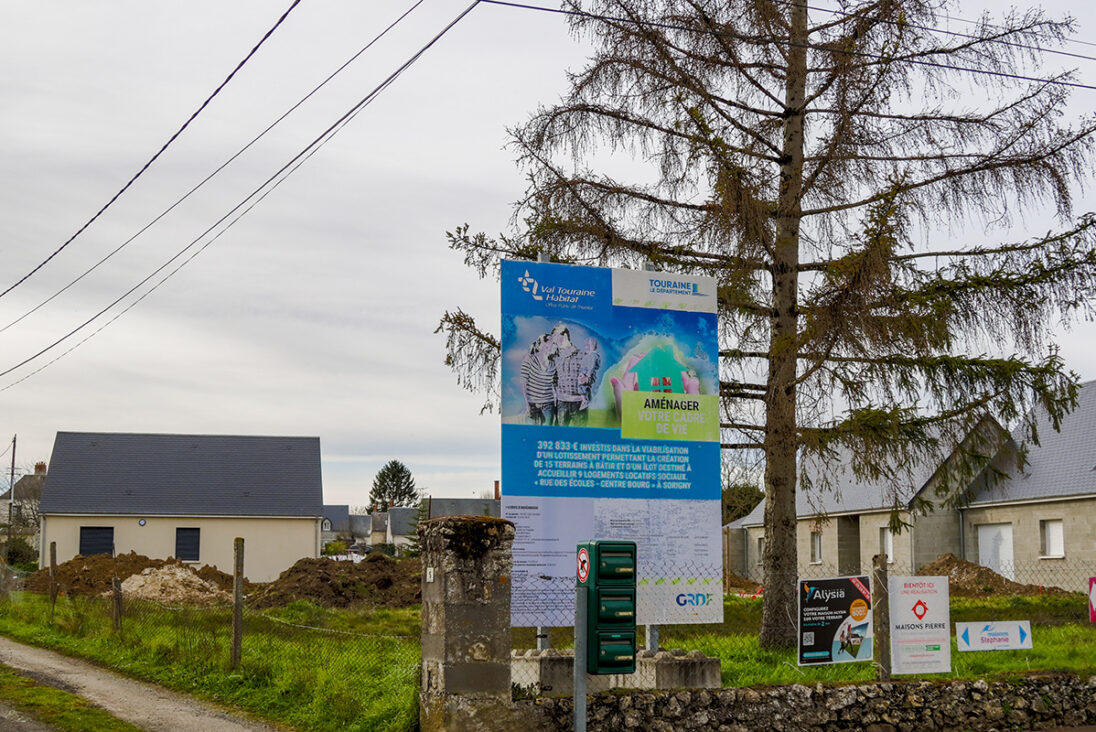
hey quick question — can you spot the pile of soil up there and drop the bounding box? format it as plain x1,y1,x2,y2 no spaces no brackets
916,553,1074,597
25,551,241,599
249,553,421,609
117,565,231,606
725,571,762,594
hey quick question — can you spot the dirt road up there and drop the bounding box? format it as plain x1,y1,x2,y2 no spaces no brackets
0,636,280,731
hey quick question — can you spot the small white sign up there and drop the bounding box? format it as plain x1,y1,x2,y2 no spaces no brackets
426,567,435,583
956,621,1033,651
889,576,951,674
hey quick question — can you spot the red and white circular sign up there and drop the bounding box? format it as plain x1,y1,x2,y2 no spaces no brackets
577,547,590,583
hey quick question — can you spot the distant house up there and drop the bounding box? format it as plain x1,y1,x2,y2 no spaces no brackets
725,418,1007,582
0,461,47,541
387,507,417,553
39,432,323,581
321,504,350,546
956,381,1096,588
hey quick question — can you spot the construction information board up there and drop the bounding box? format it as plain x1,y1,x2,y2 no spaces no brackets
500,260,723,626
956,621,1033,651
798,576,873,665
888,576,951,675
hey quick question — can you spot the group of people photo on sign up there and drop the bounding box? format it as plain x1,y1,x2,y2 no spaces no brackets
519,323,602,426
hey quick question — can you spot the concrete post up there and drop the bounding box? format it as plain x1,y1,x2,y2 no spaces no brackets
872,553,891,681
420,515,519,732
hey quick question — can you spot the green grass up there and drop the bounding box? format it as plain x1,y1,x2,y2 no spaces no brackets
0,594,419,732
0,661,143,731
649,595,1096,687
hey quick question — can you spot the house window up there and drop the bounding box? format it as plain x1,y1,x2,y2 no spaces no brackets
810,531,822,563
321,518,332,532
175,528,200,562
879,527,894,563
1040,519,1064,558
756,537,765,565
79,526,114,557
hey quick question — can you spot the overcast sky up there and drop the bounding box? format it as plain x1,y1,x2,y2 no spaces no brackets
1,0,1094,506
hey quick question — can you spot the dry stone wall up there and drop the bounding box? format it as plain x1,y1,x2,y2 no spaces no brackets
528,674,1096,731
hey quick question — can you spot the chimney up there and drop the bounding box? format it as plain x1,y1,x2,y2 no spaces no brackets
34,462,46,475
494,480,501,500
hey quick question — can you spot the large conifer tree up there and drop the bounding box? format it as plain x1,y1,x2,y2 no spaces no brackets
439,0,1096,646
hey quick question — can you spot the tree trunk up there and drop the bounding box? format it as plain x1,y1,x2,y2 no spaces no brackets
759,0,807,649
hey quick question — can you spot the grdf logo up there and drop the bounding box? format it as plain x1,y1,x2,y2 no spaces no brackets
675,593,713,607
518,270,543,300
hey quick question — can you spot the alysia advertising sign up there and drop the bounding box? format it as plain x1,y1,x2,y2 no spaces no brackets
888,576,951,675
956,621,1033,652
798,576,873,665
500,260,723,626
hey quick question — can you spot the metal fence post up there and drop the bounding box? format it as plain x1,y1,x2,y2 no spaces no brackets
646,624,659,651
573,584,587,732
231,537,244,669
872,553,891,681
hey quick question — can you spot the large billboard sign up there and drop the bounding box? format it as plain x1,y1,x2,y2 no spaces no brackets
888,576,951,675
500,260,723,626
797,576,874,665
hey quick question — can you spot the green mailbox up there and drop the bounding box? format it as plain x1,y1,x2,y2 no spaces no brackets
577,541,637,674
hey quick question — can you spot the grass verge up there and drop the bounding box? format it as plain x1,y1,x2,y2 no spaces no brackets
0,594,419,732
0,661,143,731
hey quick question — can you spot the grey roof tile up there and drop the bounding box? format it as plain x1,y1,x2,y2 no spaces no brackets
387,506,417,538
40,432,322,517
969,381,1096,505
428,498,500,518
322,504,350,532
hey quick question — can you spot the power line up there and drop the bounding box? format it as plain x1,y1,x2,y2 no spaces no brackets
0,0,304,302
480,0,1096,92
0,0,483,388
780,0,1096,65
0,0,430,337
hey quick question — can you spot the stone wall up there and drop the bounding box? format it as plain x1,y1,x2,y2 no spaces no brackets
526,674,1096,731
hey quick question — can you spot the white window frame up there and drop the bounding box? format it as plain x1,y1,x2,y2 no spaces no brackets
756,537,765,566
1039,518,1065,559
809,531,822,564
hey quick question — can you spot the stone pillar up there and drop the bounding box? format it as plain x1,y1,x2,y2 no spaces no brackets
420,515,518,732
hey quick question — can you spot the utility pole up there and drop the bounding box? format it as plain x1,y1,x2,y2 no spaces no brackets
7,434,15,564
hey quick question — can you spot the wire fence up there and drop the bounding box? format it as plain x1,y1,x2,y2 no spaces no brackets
0,565,421,731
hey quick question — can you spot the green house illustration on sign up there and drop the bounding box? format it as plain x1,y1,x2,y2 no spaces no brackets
628,344,689,393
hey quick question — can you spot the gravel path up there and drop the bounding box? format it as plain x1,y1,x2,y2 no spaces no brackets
0,636,281,732
0,700,55,731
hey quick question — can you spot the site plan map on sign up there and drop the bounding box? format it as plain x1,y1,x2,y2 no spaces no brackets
500,260,723,627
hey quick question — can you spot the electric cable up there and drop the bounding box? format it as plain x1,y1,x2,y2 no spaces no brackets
480,0,1096,91
776,0,1096,64
0,0,303,302
0,0,429,336
0,0,481,388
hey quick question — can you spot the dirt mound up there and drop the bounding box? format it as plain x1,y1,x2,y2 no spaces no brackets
725,571,762,594
25,551,169,596
25,551,245,600
916,553,1073,597
249,553,421,609
118,565,231,606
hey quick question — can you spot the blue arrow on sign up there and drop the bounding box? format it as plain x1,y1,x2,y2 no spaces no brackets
1019,625,1027,644
961,627,969,646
